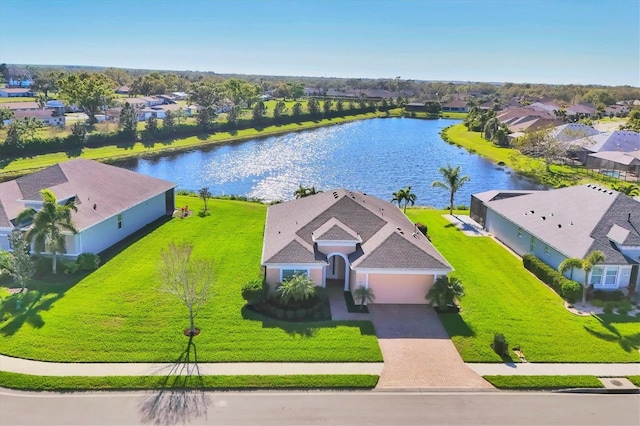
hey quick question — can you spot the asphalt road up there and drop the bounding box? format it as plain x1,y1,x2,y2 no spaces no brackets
1,389,638,426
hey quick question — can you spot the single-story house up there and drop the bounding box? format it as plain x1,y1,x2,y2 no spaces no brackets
115,86,130,94
565,130,640,164
405,102,426,112
0,101,40,112
441,100,469,113
0,88,34,97
261,189,453,304
8,110,65,127
172,92,188,100
0,159,176,258
566,103,597,118
585,151,640,181
549,123,600,143
470,185,640,293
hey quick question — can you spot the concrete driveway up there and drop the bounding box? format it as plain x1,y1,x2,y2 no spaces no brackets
370,304,493,390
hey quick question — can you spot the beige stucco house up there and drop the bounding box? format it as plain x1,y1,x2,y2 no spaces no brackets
261,189,453,304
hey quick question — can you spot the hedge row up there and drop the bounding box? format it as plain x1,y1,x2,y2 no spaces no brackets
522,254,582,303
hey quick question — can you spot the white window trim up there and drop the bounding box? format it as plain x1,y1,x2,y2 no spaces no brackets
280,268,310,282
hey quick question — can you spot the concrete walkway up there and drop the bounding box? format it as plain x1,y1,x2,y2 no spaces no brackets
0,354,383,377
468,362,640,376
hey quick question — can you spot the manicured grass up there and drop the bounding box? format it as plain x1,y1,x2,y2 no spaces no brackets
406,209,640,363
0,97,36,103
628,376,640,387
443,124,618,188
0,196,382,363
440,112,468,119
0,112,386,179
0,371,379,391
484,375,604,390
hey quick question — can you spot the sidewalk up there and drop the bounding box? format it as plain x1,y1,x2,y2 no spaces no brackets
0,354,384,377
468,363,640,376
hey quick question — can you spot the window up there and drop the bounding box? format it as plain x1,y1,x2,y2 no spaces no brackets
544,245,550,256
529,238,536,252
517,228,523,238
590,266,603,286
281,269,308,281
117,214,123,229
604,267,618,286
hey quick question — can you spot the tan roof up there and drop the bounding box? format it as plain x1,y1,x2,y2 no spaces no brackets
1,101,39,110
0,159,175,230
261,189,452,271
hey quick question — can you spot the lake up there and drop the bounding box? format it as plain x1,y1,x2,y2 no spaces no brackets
119,118,544,208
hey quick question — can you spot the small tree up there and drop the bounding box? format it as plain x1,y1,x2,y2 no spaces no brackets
558,250,605,304
163,110,175,134
158,242,213,336
293,185,321,199
275,274,316,305
198,187,212,212
145,115,159,138
226,105,240,126
252,101,266,124
119,102,137,139
432,164,470,215
425,275,465,308
292,102,303,119
7,230,35,293
354,285,375,308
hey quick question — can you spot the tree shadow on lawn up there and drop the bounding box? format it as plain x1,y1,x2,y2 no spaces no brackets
139,336,211,426
584,314,640,353
241,306,375,338
438,312,475,338
0,158,13,170
0,272,86,336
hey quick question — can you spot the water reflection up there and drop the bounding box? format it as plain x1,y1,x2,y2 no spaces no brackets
120,118,544,207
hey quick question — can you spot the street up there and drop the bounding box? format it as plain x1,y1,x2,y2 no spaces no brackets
1,388,638,426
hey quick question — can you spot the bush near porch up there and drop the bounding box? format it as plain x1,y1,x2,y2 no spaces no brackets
0,196,382,363
406,209,640,363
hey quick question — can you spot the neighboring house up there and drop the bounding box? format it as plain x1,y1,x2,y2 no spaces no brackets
122,97,164,108
605,104,629,116
1,101,40,111
261,189,453,304
10,110,65,127
7,78,33,88
585,151,640,181
441,100,469,113
137,104,192,121
172,92,188,100
0,88,34,97
115,86,130,94
0,159,176,258
566,103,597,118
470,185,640,293
549,123,600,143
565,130,640,164
405,102,426,112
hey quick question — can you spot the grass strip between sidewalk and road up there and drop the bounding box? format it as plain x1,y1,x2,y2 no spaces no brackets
628,376,640,387
483,375,604,390
0,371,379,391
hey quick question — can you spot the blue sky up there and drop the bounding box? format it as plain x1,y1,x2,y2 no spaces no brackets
0,0,638,86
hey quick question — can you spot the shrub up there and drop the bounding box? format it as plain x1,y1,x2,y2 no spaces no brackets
34,257,52,276
61,260,79,275
241,279,267,305
414,223,428,236
77,253,100,271
602,301,616,315
522,254,579,301
561,281,582,304
275,275,316,305
493,333,509,357
593,289,625,302
616,299,632,316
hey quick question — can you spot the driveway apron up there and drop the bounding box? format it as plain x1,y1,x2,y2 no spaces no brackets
370,305,493,390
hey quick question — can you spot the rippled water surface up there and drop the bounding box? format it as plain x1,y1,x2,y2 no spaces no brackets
120,118,543,207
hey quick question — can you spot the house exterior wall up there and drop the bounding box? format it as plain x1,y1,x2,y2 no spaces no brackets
0,232,9,251
264,265,324,290
67,192,168,257
366,273,434,304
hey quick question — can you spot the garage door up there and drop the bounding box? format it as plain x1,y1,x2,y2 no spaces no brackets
366,273,434,304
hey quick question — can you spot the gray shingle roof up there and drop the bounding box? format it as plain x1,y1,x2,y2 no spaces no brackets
262,189,452,271
484,185,640,264
0,159,175,230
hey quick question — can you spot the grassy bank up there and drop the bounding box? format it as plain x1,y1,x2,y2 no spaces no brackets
484,375,604,390
442,123,616,188
0,111,389,180
406,209,640,363
0,196,382,363
0,371,379,391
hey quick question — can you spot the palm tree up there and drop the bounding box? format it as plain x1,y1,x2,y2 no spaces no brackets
558,250,606,305
354,285,375,309
17,189,78,274
612,183,640,196
402,186,417,213
432,164,470,215
293,185,321,199
391,188,406,208
425,275,465,308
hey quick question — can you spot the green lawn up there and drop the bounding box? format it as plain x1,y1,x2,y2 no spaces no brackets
406,209,640,363
0,196,382,363
0,372,379,391
484,375,604,390
0,112,385,179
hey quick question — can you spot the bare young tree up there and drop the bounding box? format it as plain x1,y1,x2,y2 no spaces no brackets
158,242,213,336
513,128,567,172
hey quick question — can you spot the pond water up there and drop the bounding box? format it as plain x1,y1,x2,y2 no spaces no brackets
119,118,544,208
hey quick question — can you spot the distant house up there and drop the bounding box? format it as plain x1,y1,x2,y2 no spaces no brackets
441,100,469,113
7,78,33,88
549,123,600,143
172,92,188,101
9,110,65,127
565,130,640,163
604,104,629,116
0,159,176,258
1,101,40,111
405,102,426,112
122,97,164,108
261,189,452,304
585,151,640,181
566,104,597,118
0,88,34,98
471,185,640,294
137,104,192,121
115,86,130,95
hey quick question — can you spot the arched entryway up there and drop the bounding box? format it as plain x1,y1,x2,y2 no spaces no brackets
326,252,350,291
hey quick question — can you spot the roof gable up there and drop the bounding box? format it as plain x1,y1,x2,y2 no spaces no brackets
353,232,450,269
